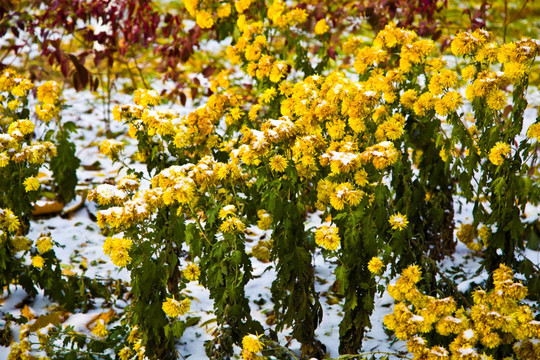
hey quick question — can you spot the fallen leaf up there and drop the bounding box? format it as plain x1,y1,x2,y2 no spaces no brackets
32,200,64,216
88,309,116,329
29,312,63,331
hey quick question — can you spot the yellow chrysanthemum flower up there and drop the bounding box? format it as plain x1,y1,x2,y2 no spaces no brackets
99,139,124,159
37,81,61,104
314,19,329,35
218,205,237,219
23,177,40,192
269,154,287,172
235,0,252,13
92,320,108,338
368,257,384,275
526,123,540,140
196,10,214,29
217,3,232,18
1,208,20,232
36,234,53,254
242,334,263,353
8,119,34,138
219,217,246,233
314,225,341,251
133,89,160,107
0,152,9,167
461,65,477,81
257,210,272,230
486,90,507,111
183,263,200,282
119,347,131,360
488,142,511,166
162,297,181,317
389,213,408,231
103,237,133,267
31,255,45,269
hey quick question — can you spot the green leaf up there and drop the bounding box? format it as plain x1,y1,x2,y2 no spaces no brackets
185,316,201,327
172,320,187,338
50,132,80,202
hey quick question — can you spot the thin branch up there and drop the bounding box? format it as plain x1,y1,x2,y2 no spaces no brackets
423,255,472,308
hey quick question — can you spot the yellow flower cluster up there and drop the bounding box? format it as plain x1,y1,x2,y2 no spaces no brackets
92,319,108,338
11,141,57,165
456,223,484,252
368,257,384,275
237,70,406,205
0,138,54,166
0,208,21,234
89,184,128,206
241,333,264,360
37,81,62,105
210,70,230,93
360,141,400,170
451,29,491,56
133,89,160,107
96,187,161,229
453,32,539,111
31,255,45,269
174,94,239,149
218,204,246,234
35,233,53,254
251,239,272,262
0,68,34,98
526,123,540,141
162,297,191,317
116,174,140,192
8,119,34,139
226,16,288,83
0,70,34,128
117,326,146,360
183,263,200,282
96,155,245,234
385,264,540,360
464,70,508,111
99,139,124,160
103,236,133,267
488,142,511,166
1,74,59,174
35,81,62,122
388,212,408,231
267,0,308,28
115,88,236,152
314,19,329,35
256,209,272,230
183,0,232,28
23,176,40,192
314,225,341,251
355,24,437,75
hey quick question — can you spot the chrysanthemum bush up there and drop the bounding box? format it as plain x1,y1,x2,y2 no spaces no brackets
1,70,120,359
0,69,81,294
89,18,540,360
0,69,80,217
384,264,540,360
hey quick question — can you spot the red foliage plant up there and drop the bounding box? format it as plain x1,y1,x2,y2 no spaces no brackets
1,0,203,101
